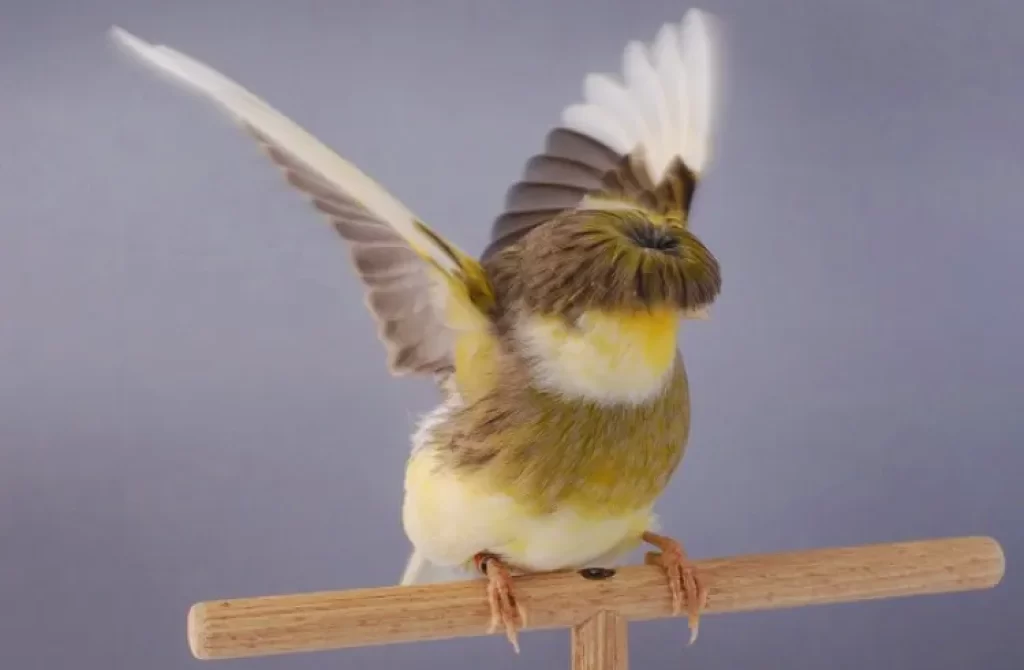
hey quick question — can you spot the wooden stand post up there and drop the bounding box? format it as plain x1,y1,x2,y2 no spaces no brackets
186,535,1004,668
572,611,629,670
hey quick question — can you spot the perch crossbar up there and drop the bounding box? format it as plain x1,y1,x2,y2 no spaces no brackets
186,535,1005,669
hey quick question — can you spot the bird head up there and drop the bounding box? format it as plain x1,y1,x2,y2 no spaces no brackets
487,207,721,322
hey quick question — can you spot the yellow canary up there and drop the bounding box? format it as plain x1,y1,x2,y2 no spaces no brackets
110,8,723,652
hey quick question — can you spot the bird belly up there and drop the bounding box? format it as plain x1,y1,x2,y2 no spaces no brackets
490,503,652,572
403,445,652,572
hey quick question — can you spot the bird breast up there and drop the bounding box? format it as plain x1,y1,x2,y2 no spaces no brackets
514,307,681,406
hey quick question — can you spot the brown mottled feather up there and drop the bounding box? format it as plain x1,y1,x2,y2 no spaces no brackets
432,352,691,514
243,124,453,377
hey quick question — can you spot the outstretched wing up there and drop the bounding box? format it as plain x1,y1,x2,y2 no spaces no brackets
484,9,720,260
109,27,495,383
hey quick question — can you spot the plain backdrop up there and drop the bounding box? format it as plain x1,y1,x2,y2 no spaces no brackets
1,1,1021,669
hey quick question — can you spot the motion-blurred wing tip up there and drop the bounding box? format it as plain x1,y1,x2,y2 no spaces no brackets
108,25,149,55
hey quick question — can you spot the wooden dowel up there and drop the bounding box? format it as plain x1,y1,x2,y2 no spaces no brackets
572,611,628,670
187,535,1004,660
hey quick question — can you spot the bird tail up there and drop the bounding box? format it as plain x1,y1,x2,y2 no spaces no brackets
400,550,475,586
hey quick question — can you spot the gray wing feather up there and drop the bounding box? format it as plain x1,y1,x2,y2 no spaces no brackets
484,128,621,259
251,126,454,376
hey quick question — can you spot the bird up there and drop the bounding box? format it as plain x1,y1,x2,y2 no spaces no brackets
109,7,723,653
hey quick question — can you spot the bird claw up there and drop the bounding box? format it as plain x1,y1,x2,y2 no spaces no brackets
475,553,526,653
643,532,709,645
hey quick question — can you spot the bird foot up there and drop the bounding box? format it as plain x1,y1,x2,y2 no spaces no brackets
642,531,708,644
474,552,527,653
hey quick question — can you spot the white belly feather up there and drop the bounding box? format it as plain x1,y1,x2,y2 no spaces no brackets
400,398,655,582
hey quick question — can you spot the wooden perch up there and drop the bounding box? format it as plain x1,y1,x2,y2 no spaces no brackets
187,535,1004,663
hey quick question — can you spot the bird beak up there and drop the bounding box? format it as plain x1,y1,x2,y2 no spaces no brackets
683,307,711,320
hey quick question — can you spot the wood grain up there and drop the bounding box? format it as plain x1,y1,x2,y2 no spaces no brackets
187,535,1004,660
572,611,628,670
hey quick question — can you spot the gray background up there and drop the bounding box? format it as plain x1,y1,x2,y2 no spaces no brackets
1,0,1021,668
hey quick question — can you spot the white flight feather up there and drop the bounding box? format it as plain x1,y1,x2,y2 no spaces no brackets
560,8,718,185
652,23,686,165
560,103,634,157
581,75,645,153
107,26,459,277
622,41,663,174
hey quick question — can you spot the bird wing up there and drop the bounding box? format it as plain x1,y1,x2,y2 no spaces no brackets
484,9,720,260
109,27,498,391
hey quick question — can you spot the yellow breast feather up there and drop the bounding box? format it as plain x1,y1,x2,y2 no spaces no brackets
516,307,680,405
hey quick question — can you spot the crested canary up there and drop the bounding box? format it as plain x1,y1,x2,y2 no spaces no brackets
110,7,723,652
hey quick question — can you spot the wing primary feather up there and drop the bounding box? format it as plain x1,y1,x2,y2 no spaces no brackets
543,128,622,170
108,26,460,277
485,9,720,257
504,181,590,211
522,155,605,185
560,9,718,181
109,26,503,382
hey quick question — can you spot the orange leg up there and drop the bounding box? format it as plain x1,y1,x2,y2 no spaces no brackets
473,552,528,652
642,531,709,644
